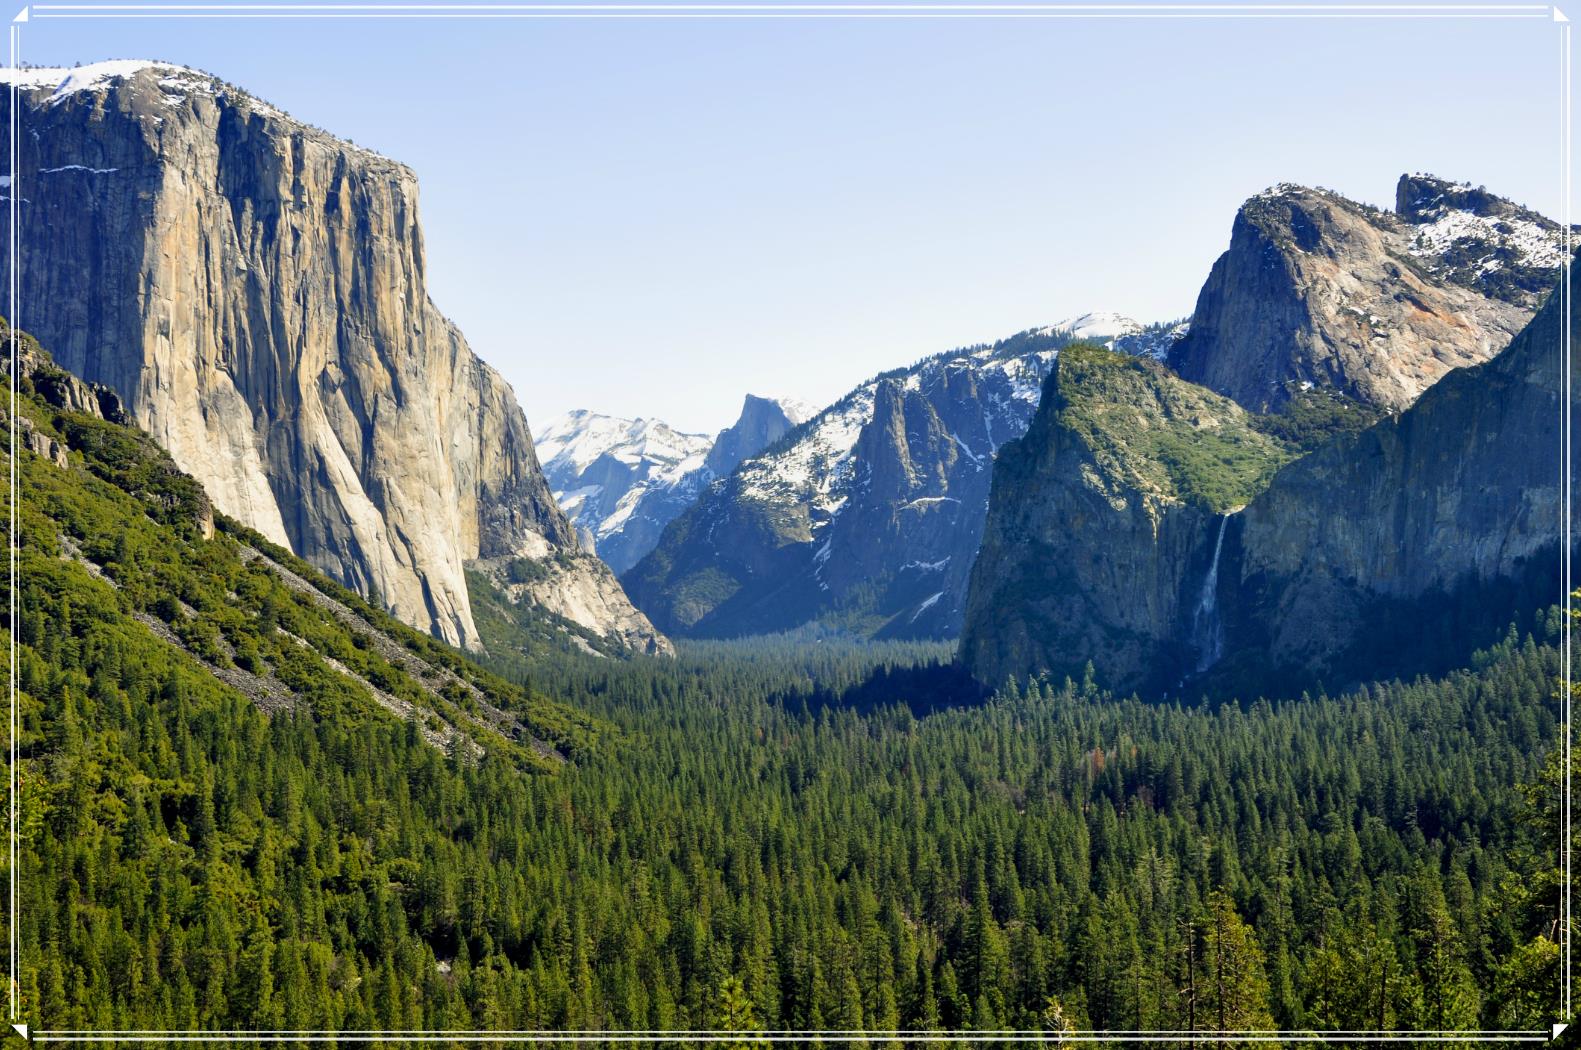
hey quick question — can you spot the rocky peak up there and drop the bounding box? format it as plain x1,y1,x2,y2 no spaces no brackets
624,325,1071,640
851,379,957,502
1397,172,1535,224
1168,179,1546,413
703,394,813,478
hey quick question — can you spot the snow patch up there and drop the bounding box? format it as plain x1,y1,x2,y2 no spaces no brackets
910,591,945,623
1404,205,1566,272
0,60,193,103
1044,311,1144,342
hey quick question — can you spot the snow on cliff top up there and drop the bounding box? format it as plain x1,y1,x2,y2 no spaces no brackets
773,397,817,426
2,60,200,99
0,60,398,157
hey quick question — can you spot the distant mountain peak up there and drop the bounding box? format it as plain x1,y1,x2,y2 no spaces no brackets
624,322,1119,641
743,393,816,426
534,393,811,575
1045,311,1144,341
704,394,813,478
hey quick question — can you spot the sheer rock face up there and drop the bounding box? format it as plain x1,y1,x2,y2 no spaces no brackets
959,345,1287,696
703,395,810,478
1,61,663,654
1169,178,1558,413
1218,259,1573,681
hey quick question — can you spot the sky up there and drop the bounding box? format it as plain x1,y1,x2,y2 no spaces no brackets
21,3,1568,434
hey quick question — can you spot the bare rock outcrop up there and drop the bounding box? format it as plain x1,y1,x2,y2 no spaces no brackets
1168,177,1559,412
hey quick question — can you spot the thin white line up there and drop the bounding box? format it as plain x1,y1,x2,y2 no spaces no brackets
9,17,18,1031
24,8,1557,14
1565,13,1574,1027
4,0,1572,1044
25,2,1560,9
21,0,1559,16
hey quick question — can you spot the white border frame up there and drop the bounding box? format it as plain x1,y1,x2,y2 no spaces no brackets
3,0,1570,1043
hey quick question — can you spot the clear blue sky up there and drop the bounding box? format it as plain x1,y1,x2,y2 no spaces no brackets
22,4,1567,433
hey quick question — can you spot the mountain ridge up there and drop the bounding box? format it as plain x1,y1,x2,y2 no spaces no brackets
1168,174,1560,413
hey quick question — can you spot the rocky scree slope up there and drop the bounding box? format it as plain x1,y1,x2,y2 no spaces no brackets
534,395,811,575
0,60,666,657
624,320,1165,640
1169,175,1563,413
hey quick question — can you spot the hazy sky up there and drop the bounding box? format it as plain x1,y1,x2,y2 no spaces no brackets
21,4,1568,433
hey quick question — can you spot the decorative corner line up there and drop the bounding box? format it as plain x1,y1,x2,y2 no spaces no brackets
10,1025,28,1042
1556,5,1569,20
10,6,25,22
1553,1022,1569,1040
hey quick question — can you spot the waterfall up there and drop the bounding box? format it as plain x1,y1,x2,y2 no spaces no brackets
1190,512,1233,673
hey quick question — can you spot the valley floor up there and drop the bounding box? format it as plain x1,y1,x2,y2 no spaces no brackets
19,600,1569,1035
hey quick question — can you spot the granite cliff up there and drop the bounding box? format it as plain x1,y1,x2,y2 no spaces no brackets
1212,253,1572,688
1169,176,1561,412
959,343,1298,694
1,60,665,656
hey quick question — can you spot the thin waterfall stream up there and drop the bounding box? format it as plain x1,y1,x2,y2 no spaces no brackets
1190,510,1236,673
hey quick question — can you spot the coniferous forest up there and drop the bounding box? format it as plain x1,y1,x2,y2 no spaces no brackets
5,340,1572,1039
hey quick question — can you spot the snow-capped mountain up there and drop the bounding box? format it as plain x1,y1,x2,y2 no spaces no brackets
1043,313,1189,361
623,321,1164,641
535,396,812,574
1394,173,1568,310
